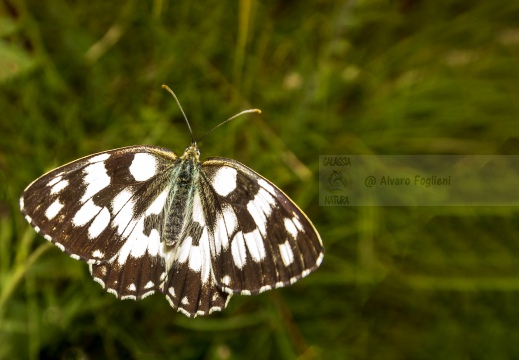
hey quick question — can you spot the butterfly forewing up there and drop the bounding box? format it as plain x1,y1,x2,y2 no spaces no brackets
20,146,176,263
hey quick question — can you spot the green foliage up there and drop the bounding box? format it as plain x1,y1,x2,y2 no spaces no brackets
1,0,519,358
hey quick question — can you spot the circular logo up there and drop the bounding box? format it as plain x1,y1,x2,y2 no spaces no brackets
323,170,351,192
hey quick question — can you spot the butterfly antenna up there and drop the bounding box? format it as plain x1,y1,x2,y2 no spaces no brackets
196,108,262,143
162,85,195,144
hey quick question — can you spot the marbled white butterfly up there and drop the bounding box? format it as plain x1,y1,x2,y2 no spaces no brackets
20,85,324,317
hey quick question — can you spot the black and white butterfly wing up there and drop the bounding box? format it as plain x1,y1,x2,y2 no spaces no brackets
20,145,230,316
199,158,324,295
21,146,174,262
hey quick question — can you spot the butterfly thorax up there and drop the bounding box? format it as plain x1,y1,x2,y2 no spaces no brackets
164,144,201,246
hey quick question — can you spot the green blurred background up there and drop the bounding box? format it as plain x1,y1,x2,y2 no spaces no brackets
1,0,519,359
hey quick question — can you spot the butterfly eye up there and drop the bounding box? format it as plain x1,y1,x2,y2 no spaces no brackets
185,146,200,157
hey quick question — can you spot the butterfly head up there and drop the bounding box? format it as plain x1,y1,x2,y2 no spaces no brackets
182,143,201,161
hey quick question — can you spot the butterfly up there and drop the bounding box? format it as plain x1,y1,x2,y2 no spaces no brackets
20,85,324,317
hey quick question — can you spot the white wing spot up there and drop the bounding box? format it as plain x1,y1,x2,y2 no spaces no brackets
188,245,202,271
169,287,176,297
112,189,133,213
257,188,276,209
44,234,52,241
112,189,135,235
246,188,276,237
116,219,141,264
241,290,251,295
316,252,324,266
213,213,227,255
231,231,247,269
70,254,80,260
19,197,24,210
80,162,111,203
247,202,267,237
181,296,189,305
50,179,69,195
214,205,236,254
146,229,162,256
222,205,237,233
116,217,161,264
47,176,63,187
284,218,299,239
128,283,136,292
24,215,32,223
258,178,276,195
145,187,169,215
213,205,238,255
93,276,105,288
178,308,191,317
221,275,231,286
183,228,211,284
45,199,64,220
292,216,304,232
128,218,154,258
34,226,40,233
129,153,157,181
192,192,205,225
259,285,272,293
198,228,212,283
177,236,192,264
88,207,110,239
212,167,237,196
92,249,104,258
73,199,101,227
144,281,154,289
209,306,222,314
55,242,65,252
165,296,175,308
243,229,266,262
142,291,154,299
89,153,110,163
279,240,294,266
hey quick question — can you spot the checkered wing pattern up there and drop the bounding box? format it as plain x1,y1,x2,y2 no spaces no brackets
20,144,323,318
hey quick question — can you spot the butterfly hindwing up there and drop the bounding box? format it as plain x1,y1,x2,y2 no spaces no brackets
160,189,232,317
89,251,165,301
200,158,324,295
